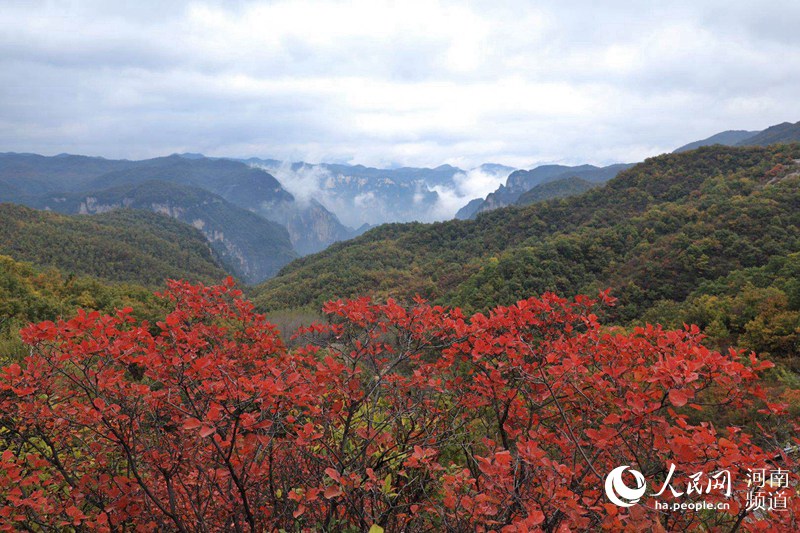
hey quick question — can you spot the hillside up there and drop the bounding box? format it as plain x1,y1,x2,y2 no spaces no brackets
515,176,596,206
465,162,632,218
739,120,800,147
0,204,228,286
0,153,354,258
673,130,758,152
454,198,485,220
0,254,166,361
29,180,295,283
673,120,800,152
253,145,800,331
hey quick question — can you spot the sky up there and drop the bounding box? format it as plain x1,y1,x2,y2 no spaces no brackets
1,0,800,170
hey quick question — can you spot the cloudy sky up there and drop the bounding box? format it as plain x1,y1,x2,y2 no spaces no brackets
1,0,799,169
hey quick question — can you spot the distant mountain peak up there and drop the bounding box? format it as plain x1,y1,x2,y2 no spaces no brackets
674,120,800,153
737,120,800,147
673,130,759,153
460,162,631,219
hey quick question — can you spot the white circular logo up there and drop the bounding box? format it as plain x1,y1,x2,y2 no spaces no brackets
605,465,647,507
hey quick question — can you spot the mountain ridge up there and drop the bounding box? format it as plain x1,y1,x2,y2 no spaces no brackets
738,121,800,147
0,153,353,273
460,162,633,219
0,203,228,287
515,176,597,207
673,120,800,153
673,130,759,153
28,180,296,283
252,144,800,323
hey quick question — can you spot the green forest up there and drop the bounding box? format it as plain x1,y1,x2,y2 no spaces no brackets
0,204,228,286
0,254,168,361
247,145,800,392
0,204,227,362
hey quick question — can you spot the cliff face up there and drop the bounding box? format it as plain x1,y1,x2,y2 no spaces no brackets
454,198,484,220
254,160,446,228
254,198,355,256
0,153,356,277
35,180,296,284
466,163,633,218
291,201,357,256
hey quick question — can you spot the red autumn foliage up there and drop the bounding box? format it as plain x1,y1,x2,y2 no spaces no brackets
0,279,798,531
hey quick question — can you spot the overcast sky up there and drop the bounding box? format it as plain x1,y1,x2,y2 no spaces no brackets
1,0,799,169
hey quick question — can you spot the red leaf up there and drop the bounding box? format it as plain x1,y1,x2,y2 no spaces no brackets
324,485,342,499
325,467,342,483
183,418,202,430
669,388,692,407
528,509,545,526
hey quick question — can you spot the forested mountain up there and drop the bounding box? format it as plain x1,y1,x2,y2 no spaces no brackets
0,179,20,199
28,180,295,283
459,120,800,221
253,144,800,359
0,254,165,360
85,154,354,255
0,204,228,286
0,152,354,261
515,176,597,206
673,120,800,152
458,162,632,218
81,154,295,211
739,120,800,147
673,130,759,153
0,153,139,195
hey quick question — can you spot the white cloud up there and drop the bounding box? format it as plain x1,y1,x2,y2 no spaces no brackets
266,162,330,205
0,0,799,166
430,166,514,219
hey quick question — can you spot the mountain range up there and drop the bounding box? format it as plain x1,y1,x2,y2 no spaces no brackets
249,158,516,227
0,152,517,281
0,153,350,281
455,120,800,220
252,144,800,328
673,120,800,152
455,163,634,219
0,203,227,287
25,180,296,283
2,119,799,288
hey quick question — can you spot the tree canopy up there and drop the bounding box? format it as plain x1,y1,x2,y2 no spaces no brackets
1,280,796,531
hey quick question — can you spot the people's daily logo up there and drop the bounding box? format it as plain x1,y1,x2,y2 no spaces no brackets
604,466,647,507
604,463,790,512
